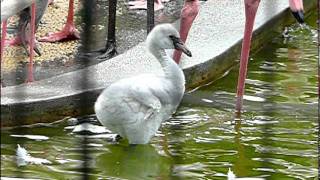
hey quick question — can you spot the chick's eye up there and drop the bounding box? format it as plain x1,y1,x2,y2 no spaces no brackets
169,35,178,41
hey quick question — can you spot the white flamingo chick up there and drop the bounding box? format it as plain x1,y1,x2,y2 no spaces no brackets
94,24,192,144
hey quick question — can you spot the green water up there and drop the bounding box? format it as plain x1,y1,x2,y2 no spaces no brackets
1,14,318,179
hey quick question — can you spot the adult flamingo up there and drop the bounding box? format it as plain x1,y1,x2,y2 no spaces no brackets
235,0,304,113
173,0,304,64
38,0,79,42
172,0,304,113
39,0,159,59
97,0,159,59
1,0,48,82
1,0,49,56
1,0,76,48
172,0,200,63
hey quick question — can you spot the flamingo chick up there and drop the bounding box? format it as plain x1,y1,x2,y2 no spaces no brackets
95,24,192,144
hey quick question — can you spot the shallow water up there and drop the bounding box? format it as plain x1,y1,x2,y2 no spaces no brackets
1,14,318,180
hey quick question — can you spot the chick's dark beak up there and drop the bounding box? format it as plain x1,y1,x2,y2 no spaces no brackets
170,36,192,57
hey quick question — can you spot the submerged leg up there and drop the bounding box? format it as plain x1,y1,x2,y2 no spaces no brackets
39,0,80,42
173,0,200,63
235,0,260,113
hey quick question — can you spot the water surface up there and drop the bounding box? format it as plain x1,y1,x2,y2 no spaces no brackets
1,13,318,180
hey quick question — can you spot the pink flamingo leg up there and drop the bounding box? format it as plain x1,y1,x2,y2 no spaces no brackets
6,0,55,46
235,0,260,113
288,0,304,11
39,0,79,42
26,2,37,83
128,0,164,11
5,18,22,46
5,37,22,46
173,0,199,64
1,21,8,63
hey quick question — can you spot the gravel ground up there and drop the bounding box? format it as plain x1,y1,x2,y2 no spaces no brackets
2,0,80,71
1,0,185,86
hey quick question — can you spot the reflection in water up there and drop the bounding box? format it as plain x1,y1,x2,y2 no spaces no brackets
0,12,318,180
97,144,171,179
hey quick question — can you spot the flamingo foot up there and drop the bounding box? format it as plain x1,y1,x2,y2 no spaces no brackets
128,0,164,11
5,37,22,46
38,24,80,42
5,37,41,56
22,40,42,57
96,40,118,60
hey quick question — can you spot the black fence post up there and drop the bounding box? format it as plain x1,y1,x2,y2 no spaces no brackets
78,0,96,179
107,0,117,45
147,0,154,34
317,0,320,177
